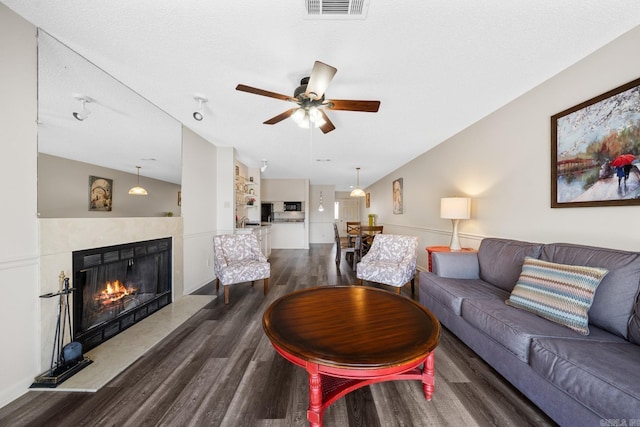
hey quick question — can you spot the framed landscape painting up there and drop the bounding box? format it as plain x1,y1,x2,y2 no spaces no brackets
551,77,640,208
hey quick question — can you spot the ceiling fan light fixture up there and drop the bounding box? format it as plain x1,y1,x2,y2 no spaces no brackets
297,117,310,128
292,108,306,124
308,106,322,122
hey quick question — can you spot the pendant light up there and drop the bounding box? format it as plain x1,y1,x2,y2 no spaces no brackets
128,166,148,195
350,167,366,197
318,191,325,212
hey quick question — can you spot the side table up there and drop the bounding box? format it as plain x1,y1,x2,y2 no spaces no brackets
426,246,477,272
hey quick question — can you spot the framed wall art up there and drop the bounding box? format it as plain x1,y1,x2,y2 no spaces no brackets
89,176,113,211
393,178,403,214
365,192,371,208
551,76,640,208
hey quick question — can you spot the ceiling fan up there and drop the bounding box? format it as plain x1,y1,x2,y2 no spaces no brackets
236,61,380,134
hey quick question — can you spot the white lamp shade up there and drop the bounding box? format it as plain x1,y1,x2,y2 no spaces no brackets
350,188,366,197
440,197,471,219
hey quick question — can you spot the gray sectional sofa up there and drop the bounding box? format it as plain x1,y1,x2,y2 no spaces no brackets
418,238,640,426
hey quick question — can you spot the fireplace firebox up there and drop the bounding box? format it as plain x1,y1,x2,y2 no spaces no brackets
72,237,172,352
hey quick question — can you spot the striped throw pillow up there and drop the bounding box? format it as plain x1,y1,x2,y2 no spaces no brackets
506,257,608,335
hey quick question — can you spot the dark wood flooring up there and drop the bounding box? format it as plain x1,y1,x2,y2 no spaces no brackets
0,244,557,427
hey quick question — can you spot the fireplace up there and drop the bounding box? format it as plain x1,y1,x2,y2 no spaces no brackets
72,237,172,352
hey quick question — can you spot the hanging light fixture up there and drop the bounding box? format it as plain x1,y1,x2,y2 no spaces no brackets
318,191,325,212
72,96,92,121
192,95,208,121
350,167,366,197
260,160,268,172
128,166,148,195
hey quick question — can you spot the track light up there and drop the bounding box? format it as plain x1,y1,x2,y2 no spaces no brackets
72,96,92,121
192,95,208,121
260,160,268,172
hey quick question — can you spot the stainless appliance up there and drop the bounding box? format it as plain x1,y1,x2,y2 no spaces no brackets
261,203,273,222
284,201,302,211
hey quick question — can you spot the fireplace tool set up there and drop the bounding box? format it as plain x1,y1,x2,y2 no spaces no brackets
31,272,92,388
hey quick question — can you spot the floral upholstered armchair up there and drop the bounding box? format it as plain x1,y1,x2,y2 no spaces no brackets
356,234,418,295
213,234,270,304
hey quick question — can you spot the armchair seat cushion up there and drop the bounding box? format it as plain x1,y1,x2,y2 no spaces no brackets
218,259,270,286
357,260,408,287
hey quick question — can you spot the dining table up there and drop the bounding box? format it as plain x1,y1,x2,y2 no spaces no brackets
347,225,383,264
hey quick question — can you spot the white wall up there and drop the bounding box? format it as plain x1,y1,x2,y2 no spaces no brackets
0,3,39,408
182,127,217,294
364,24,640,271
216,147,235,234
309,185,335,244
261,179,307,201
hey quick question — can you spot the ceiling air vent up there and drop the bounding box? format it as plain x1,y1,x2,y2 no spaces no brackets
304,0,370,20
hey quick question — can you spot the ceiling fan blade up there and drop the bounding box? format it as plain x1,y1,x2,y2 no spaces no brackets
326,99,381,112
318,111,336,134
236,84,295,102
305,61,337,100
263,108,298,125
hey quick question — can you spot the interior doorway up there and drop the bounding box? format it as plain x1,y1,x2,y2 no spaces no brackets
336,197,360,237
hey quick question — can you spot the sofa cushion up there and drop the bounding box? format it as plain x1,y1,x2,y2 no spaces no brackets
477,238,543,292
461,297,624,362
419,272,509,315
506,257,608,335
530,338,640,420
541,243,640,339
629,293,640,345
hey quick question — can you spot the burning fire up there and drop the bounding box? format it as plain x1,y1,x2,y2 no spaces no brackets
97,280,137,306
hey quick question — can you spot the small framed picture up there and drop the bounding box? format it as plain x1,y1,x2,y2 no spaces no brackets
393,178,403,214
89,176,113,211
365,192,371,208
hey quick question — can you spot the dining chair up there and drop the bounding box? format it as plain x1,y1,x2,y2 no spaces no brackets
355,225,383,263
356,234,418,295
333,223,355,269
213,233,270,304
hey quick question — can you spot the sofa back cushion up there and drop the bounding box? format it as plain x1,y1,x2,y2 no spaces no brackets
629,293,640,345
478,238,543,292
541,243,640,339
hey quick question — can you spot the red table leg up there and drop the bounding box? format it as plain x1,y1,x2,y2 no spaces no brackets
307,362,323,427
422,351,435,401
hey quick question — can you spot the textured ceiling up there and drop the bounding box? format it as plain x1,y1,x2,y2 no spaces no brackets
3,0,640,189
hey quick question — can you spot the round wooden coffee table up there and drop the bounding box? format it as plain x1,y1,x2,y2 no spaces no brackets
262,286,440,427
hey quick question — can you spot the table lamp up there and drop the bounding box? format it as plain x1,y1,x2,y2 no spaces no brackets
440,197,471,251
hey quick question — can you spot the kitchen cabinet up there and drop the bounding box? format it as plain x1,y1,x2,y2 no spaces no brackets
271,222,305,249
